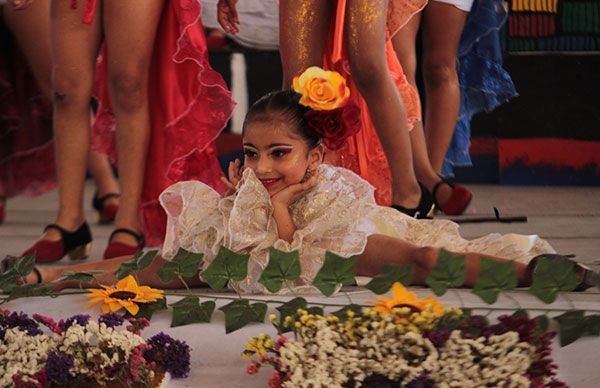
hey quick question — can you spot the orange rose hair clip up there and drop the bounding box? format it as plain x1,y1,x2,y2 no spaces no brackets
292,67,360,150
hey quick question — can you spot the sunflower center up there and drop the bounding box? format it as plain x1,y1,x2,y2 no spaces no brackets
109,291,137,300
393,304,422,314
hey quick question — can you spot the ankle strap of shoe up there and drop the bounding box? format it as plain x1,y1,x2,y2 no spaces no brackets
109,228,145,247
44,223,92,252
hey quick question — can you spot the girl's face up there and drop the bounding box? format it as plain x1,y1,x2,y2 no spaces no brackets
242,119,323,196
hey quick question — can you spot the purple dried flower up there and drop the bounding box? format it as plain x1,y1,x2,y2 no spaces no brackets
45,351,73,385
406,374,435,388
4,312,42,336
423,330,450,348
98,312,125,328
145,332,191,378
59,314,90,331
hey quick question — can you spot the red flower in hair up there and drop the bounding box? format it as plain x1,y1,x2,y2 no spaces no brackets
305,104,361,150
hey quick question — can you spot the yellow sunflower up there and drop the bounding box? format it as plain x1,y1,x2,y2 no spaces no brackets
85,275,164,316
372,282,445,317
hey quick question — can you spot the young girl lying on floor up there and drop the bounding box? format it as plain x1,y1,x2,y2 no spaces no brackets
13,68,593,293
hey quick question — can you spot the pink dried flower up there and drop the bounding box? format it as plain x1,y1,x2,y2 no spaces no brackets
247,362,260,375
33,314,62,334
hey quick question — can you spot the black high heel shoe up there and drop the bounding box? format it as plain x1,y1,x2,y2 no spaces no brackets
391,183,434,219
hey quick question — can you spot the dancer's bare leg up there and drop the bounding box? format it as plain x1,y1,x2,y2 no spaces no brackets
279,0,333,86
345,0,420,208
3,0,52,96
357,234,529,286
88,149,120,202
45,1,102,242
421,2,467,173
102,0,165,246
6,2,120,217
393,16,453,205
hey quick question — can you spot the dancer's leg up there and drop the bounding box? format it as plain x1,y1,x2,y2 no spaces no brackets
345,0,420,208
392,15,456,205
279,0,333,86
357,234,529,286
3,0,52,96
102,0,165,247
88,150,120,203
46,0,102,241
421,2,468,173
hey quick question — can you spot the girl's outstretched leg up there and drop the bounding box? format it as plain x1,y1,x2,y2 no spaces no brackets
345,0,421,210
357,234,529,286
279,0,333,86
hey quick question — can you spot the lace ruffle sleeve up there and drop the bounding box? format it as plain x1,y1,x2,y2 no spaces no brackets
159,181,224,262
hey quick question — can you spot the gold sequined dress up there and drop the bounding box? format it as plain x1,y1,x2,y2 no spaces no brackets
160,164,554,294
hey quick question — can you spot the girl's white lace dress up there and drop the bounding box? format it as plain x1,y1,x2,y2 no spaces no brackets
160,164,554,293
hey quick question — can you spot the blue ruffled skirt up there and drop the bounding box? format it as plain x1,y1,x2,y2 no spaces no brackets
442,0,518,177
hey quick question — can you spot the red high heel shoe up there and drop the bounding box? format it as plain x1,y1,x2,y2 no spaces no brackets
103,228,144,260
22,223,92,263
92,193,119,224
432,179,472,216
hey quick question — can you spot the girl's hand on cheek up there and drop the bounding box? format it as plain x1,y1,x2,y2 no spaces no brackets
271,171,319,208
220,159,242,195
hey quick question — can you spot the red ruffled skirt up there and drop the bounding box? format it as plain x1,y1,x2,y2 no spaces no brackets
92,0,235,246
0,20,56,199
324,0,426,206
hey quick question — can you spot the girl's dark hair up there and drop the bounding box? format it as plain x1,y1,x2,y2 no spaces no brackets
242,90,322,149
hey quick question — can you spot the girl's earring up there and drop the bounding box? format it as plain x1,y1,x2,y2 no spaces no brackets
301,168,313,183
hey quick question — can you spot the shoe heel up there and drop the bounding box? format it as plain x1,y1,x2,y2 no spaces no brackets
68,243,91,261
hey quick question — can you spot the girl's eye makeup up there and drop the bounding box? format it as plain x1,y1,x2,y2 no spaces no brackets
271,148,290,158
243,149,257,158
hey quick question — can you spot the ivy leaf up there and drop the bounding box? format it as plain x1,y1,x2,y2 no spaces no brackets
276,297,308,322
219,299,266,334
124,298,168,320
511,309,529,319
8,284,55,301
258,248,301,293
332,304,363,322
0,270,19,289
115,262,138,280
312,252,356,296
555,310,586,346
472,257,518,304
307,306,324,316
200,247,249,289
170,297,215,327
528,257,579,304
11,254,35,277
157,248,204,283
136,250,158,271
365,263,413,295
534,315,550,335
583,314,600,336
57,271,104,284
425,248,465,296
